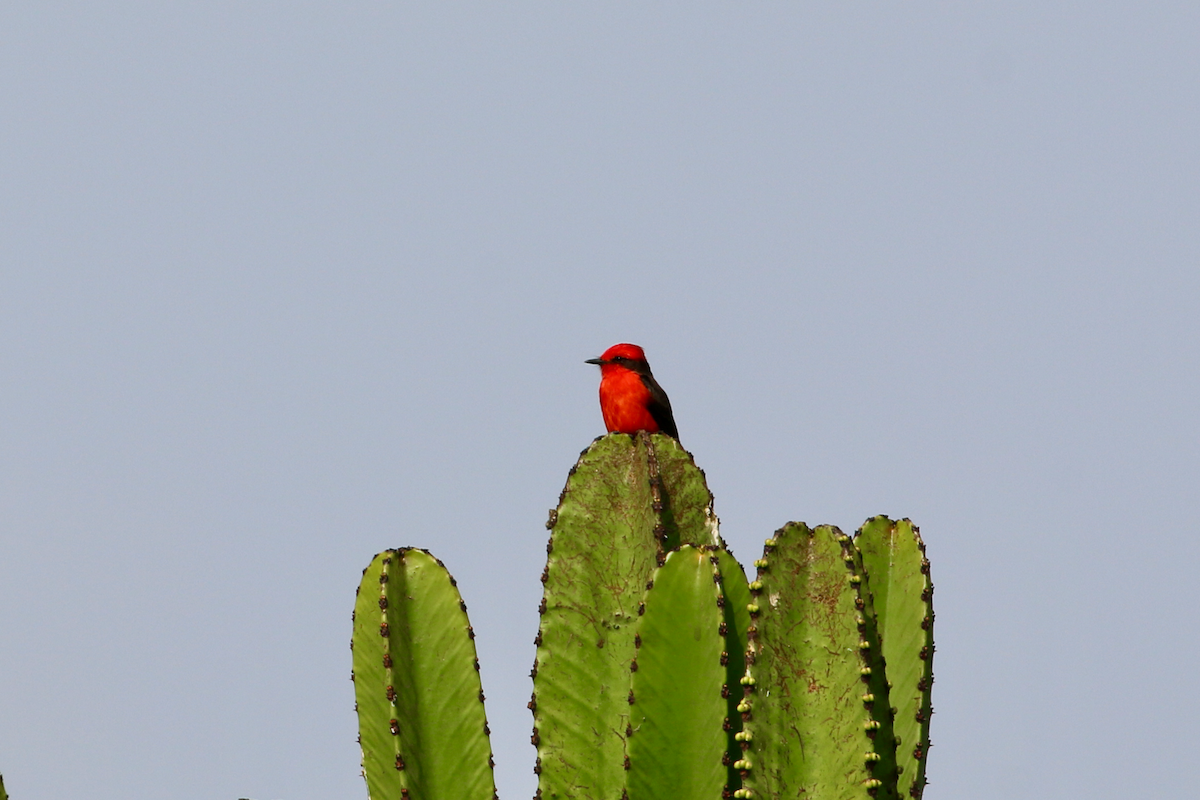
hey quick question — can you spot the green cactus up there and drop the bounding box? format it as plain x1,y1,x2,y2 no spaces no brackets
351,434,933,800
713,548,753,791
352,548,495,800
626,545,728,800
530,433,720,799
855,516,934,798
737,523,898,799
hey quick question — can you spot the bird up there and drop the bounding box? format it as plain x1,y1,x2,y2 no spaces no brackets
585,343,679,440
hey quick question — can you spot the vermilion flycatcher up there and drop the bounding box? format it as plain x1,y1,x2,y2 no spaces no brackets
585,343,679,440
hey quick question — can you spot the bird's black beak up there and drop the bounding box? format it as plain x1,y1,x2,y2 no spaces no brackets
585,357,606,365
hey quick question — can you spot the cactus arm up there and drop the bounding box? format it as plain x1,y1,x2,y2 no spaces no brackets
855,517,934,799
533,434,662,799
532,432,728,797
714,549,752,793
626,546,729,800
741,523,898,800
352,549,495,800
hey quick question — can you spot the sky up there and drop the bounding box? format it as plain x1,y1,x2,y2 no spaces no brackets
2,4,1198,799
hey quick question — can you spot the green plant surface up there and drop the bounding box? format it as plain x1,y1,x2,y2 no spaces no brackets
856,516,934,799
352,549,495,800
741,523,898,800
652,435,723,549
626,546,729,800
715,548,752,792
532,432,720,799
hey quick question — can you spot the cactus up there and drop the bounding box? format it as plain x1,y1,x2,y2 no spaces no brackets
855,517,935,798
352,548,496,800
530,433,720,799
737,523,898,799
626,545,729,800
352,434,933,800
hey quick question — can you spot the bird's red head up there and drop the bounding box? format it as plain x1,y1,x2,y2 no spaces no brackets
599,342,645,361
587,342,647,373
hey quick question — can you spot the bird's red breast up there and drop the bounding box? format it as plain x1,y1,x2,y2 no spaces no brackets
586,343,679,439
598,365,661,434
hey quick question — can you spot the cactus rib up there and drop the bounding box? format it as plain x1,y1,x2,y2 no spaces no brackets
714,548,752,794
353,549,495,800
626,546,729,800
855,517,935,799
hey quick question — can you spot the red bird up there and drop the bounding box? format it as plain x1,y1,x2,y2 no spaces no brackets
585,343,679,440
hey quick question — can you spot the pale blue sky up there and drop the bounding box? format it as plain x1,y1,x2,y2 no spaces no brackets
2,4,1197,799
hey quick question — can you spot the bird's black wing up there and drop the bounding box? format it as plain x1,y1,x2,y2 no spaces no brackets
640,373,679,440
